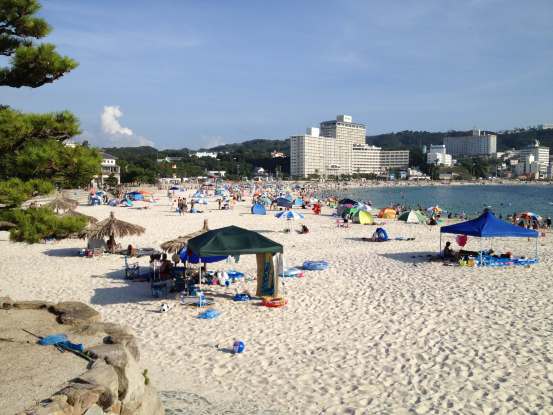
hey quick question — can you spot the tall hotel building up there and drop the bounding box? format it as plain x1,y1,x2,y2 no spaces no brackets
290,115,409,178
444,129,497,157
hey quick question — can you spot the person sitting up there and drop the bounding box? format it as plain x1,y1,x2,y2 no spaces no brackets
159,253,173,281
298,224,309,234
443,242,456,260
127,244,137,257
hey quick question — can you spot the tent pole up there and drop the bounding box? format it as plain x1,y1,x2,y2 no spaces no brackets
199,259,202,293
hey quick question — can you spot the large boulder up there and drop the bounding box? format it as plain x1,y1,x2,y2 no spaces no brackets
76,361,119,409
49,301,101,325
13,300,52,310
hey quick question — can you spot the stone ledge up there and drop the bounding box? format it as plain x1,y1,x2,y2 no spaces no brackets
6,300,164,415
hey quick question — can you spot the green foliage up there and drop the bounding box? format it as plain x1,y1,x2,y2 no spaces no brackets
0,0,78,88
104,174,119,188
4,207,87,243
0,106,81,154
10,139,101,186
0,178,53,207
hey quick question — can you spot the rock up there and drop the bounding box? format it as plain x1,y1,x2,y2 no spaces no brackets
121,385,164,415
30,395,73,415
89,343,129,369
0,296,13,309
84,404,105,415
49,301,101,325
76,361,119,408
13,300,52,310
88,343,145,402
56,383,102,414
105,332,140,362
107,401,122,414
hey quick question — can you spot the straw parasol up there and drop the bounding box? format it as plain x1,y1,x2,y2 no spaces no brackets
46,193,79,213
0,221,17,231
160,219,209,254
86,211,145,252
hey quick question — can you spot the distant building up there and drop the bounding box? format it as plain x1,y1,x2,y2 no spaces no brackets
518,140,549,176
194,152,218,158
98,152,120,184
207,170,225,178
271,150,286,158
380,149,410,170
290,115,409,178
444,128,497,157
426,144,453,167
538,123,553,130
157,156,183,163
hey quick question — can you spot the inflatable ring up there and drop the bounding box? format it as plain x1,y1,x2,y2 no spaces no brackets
280,267,304,278
261,297,287,308
233,293,250,302
302,261,329,271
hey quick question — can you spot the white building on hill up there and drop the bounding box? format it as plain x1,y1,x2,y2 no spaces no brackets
426,144,453,167
290,115,409,178
444,128,496,157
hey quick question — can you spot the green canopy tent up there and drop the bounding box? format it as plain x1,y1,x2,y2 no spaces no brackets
187,225,284,297
398,210,427,224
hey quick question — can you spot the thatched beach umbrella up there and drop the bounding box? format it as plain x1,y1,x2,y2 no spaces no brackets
0,221,17,231
46,193,79,213
160,219,209,254
86,211,145,253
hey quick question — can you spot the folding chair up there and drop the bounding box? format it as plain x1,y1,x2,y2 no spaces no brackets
124,256,140,279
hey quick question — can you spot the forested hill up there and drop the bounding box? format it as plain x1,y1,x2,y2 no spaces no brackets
199,139,289,154
102,128,553,160
366,129,553,151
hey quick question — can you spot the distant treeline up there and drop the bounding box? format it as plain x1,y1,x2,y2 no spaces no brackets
103,128,553,183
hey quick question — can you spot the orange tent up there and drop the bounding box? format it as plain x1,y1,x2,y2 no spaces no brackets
378,207,396,219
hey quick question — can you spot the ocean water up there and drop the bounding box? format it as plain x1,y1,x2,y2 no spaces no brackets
321,184,553,218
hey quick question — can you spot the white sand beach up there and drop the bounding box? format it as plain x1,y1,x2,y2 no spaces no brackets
1,192,552,414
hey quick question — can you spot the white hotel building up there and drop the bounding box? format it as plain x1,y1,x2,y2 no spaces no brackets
290,115,409,178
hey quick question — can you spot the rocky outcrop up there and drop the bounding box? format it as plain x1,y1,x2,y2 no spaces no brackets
2,300,164,415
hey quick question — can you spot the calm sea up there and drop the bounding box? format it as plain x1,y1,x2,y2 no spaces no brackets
320,184,553,218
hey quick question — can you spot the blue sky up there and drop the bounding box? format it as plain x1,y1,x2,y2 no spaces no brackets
2,0,553,149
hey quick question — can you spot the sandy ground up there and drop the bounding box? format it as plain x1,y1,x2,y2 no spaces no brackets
1,191,552,414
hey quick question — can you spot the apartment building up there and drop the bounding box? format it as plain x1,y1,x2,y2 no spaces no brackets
426,144,453,167
290,115,409,177
518,140,550,175
444,129,497,157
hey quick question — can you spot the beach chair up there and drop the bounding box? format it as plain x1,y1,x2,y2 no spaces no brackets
124,256,140,279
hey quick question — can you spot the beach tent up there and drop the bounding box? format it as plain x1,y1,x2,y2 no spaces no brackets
338,198,357,206
440,211,539,263
251,203,267,215
398,210,427,224
188,226,283,297
275,197,293,209
354,202,372,212
352,210,374,225
378,208,397,219
179,248,226,264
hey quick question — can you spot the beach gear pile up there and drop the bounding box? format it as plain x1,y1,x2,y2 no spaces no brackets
302,260,329,271
197,308,221,319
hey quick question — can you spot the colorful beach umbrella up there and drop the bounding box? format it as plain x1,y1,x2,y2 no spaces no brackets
275,211,304,220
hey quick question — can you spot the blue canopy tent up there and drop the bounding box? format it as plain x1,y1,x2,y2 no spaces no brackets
275,197,292,209
440,211,539,264
179,248,226,264
251,203,267,215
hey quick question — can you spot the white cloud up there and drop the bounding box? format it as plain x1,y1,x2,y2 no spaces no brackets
101,106,133,136
75,106,156,147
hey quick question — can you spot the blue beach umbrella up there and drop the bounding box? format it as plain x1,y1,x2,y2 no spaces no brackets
275,210,304,220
